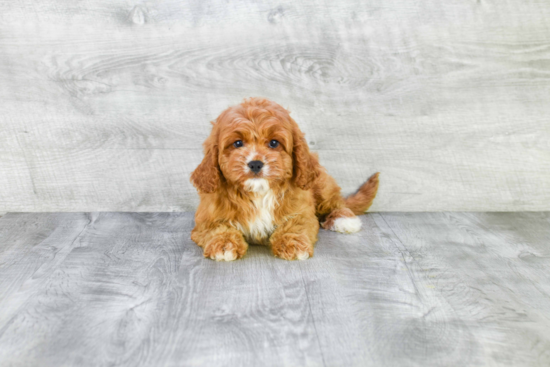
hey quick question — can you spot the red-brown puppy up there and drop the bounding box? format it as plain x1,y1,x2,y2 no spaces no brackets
191,98,379,261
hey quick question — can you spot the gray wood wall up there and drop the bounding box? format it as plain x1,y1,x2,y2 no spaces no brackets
1,0,549,212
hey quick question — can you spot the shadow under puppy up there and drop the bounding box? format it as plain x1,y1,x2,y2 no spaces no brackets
191,98,379,261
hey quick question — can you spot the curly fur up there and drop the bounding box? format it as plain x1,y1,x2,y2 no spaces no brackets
191,97,379,261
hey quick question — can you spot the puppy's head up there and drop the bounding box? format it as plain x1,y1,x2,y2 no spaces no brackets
191,98,319,194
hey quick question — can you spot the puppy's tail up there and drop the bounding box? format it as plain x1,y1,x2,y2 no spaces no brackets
344,172,380,215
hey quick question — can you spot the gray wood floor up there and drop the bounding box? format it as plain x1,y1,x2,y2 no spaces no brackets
0,212,549,367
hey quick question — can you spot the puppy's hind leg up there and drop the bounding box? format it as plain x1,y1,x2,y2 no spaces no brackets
321,207,362,234
316,172,379,234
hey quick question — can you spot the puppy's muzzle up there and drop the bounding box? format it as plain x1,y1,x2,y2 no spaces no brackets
248,160,264,174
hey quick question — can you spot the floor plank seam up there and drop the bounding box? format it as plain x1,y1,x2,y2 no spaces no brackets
65,213,94,251
376,213,422,298
298,264,328,367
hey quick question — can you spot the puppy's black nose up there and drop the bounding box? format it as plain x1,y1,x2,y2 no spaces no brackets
248,160,264,174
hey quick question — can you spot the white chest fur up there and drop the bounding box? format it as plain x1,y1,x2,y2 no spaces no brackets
238,179,277,244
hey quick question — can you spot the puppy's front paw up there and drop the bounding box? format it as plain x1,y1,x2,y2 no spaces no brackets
322,208,362,234
204,233,248,261
271,233,313,261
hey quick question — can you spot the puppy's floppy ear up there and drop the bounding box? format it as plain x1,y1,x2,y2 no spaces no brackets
292,123,320,190
191,130,221,194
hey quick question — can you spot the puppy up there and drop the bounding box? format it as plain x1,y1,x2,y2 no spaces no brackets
191,98,379,261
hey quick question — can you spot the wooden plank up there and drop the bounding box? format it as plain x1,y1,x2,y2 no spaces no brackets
0,213,91,332
0,149,203,212
1,140,546,212
378,211,550,366
1,0,550,212
0,213,324,367
295,213,462,366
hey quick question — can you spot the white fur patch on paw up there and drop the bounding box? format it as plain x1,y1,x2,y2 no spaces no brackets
213,247,238,262
332,216,362,234
296,251,310,261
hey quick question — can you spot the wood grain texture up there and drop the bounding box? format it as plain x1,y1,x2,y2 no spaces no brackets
1,0,550,211
1,212,550,366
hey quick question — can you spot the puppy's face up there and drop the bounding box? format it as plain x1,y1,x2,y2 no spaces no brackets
218,115,293,193
191,98,319,194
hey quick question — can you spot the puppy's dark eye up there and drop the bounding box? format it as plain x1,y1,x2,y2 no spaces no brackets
233,140,244,148
269,140,279,148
